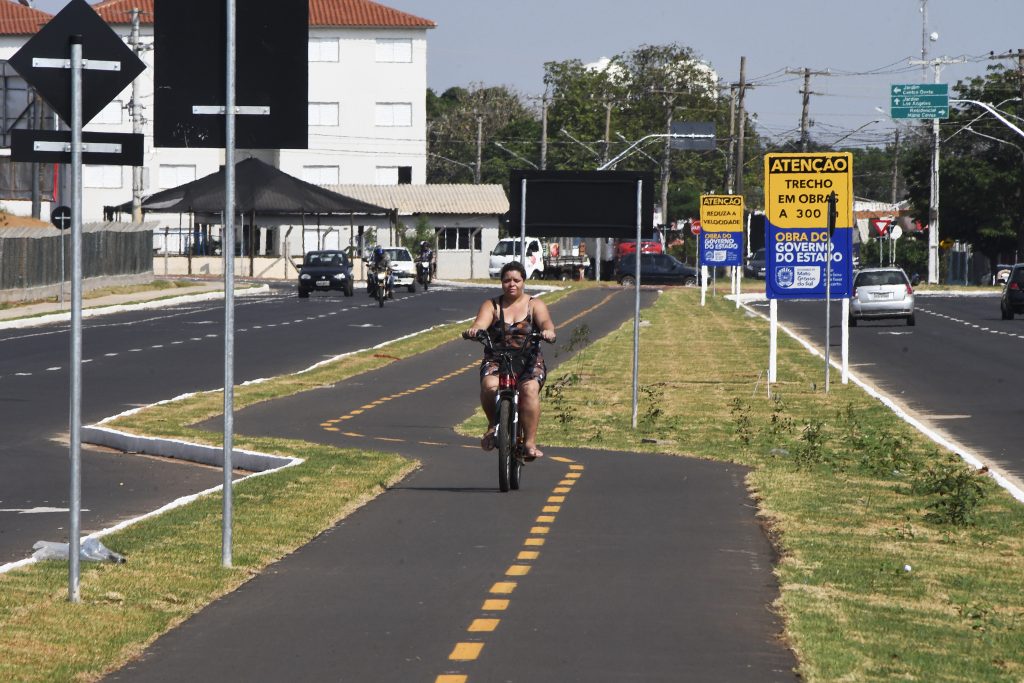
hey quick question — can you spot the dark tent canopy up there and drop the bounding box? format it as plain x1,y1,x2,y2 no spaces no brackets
125,157,389,217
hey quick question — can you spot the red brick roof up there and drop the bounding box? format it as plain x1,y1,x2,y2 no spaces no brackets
91,0,434,28
0,1,52,35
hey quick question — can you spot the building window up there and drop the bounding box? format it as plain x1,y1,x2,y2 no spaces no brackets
438,227,481,251
92,99,123,125
375,38,412,63
308,102,339,127
83,165,122,188
159,164,196,189
375,166,398,185
374,102,412,127
303,165,339,185
308,38,339,62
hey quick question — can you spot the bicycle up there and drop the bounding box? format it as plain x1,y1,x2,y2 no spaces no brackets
464,329,547,492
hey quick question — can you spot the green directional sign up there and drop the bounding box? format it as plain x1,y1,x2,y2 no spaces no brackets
891,83,949,119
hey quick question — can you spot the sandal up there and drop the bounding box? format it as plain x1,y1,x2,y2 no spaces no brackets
523,446,544,461
480,429,496,451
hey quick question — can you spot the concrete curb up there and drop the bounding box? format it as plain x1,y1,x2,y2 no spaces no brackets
82,425,298,473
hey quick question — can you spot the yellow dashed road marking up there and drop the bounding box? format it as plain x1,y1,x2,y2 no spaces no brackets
468,618,500,632
435,675,467,683
449,642,484,661
547,496,566,503
517,550,540,561
506,565,531,576
490,582,516,594
482,598,509,610
524,537,546,547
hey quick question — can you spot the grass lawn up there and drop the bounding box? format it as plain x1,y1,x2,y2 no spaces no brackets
461,287,1024,682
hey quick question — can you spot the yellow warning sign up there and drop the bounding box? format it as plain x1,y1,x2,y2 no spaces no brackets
699,194,744,232
764,152,853,228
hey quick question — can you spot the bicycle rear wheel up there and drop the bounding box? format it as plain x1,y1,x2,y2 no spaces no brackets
496,398,514,492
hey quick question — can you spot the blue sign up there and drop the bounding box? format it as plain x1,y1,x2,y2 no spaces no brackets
699,229,743,266
765,222,853,299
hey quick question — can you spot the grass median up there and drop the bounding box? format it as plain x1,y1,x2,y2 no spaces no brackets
461,287,1024,682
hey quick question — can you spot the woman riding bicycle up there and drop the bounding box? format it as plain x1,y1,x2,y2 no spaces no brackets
465,261,556,460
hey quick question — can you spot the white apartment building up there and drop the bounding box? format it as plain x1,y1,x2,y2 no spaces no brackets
0,0,434,224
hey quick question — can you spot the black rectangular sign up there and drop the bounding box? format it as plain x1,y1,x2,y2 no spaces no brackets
154,0,308,149
509,170,656,239
12,129,144,165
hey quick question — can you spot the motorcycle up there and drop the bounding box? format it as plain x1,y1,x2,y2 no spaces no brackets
416,255,432,291
368,267,392,307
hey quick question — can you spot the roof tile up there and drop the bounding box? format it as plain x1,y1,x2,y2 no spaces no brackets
91,0,434,28
325,184,509,216
0,0,52,35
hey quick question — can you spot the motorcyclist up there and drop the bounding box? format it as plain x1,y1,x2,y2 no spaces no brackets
367,245,394,298
417,240,434,279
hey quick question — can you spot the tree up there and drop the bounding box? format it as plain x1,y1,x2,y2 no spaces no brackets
426,85,539,189
903,63,1024,267
542,44,747,226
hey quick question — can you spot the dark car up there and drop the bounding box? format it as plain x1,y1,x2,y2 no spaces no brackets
297,250,354,298
744,248,766,279
615,253,699,286
1000,263,1024,319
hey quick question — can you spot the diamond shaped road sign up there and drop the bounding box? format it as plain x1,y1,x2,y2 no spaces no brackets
8,0,145,126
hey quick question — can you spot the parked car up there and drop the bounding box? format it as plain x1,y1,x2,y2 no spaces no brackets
297,250,354,298
383,247,417,292
994,264,1014,286
614,253,699,286
1000,263,1024,319
615,239,664,258
849,267,915,326
744,248,766,279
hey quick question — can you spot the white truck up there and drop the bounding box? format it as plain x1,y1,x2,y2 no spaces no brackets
488,237,590,280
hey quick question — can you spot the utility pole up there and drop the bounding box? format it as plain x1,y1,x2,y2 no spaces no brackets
602,99,612,166
474,111,482,184
30,90,41,218
910,55,966,284
890,129,900,204
735,56,747,198
540,95,548,170
786,67,830,151
726,84,736,195
128,7,149,223
660,93,677,227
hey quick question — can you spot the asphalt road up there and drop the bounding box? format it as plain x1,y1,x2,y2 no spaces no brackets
106,287,798,682
0,283,498,563
756,293,1024,490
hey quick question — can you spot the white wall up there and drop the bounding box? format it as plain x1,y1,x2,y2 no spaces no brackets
1,21,428,223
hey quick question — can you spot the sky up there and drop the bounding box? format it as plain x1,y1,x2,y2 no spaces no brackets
34,0,1024,150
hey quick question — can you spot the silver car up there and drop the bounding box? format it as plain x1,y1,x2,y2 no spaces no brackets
849,267,915,326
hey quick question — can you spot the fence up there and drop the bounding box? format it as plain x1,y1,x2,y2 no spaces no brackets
0,223,153,302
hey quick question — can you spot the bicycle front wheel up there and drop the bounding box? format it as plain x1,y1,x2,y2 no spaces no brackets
496,398,514,492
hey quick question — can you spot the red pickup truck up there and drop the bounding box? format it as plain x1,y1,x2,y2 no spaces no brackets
614,239,663,257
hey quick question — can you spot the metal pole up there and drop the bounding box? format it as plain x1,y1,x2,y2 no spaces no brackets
631,179,641,429
519,179,526,268
824,192,837,393
222,0,236,568
68,34,83,604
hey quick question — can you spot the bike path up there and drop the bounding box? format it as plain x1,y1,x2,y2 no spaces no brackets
108,287,797,682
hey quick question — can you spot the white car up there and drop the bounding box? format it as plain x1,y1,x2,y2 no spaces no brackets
383,247,417,292
849,267,915,327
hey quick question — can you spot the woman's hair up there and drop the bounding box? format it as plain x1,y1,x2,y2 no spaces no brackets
500,261,527,281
